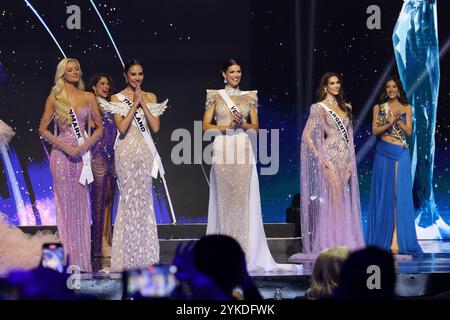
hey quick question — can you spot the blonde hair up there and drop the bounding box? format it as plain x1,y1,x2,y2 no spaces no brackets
306,246,350,300
50,58,85,122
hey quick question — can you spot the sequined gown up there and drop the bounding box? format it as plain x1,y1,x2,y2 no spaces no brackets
110,102,159,271
290,103,364,260
90,97,116,257
205,86,300,272
40,105,99,272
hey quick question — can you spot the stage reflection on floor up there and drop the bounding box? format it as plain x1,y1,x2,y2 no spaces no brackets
78,240,450,300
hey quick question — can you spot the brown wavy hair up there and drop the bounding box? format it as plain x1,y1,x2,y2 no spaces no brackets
88,73,115,101
316,72,354,122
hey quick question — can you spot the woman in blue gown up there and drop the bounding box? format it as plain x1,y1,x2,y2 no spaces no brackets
365,75,422,254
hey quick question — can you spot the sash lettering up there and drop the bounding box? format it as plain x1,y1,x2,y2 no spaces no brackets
69,108,94,186
319,103,350,146
218,89,241,116
116,93,165,179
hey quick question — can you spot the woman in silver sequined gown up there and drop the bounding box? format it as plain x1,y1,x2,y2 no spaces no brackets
109,59,160,271
203,59,300,272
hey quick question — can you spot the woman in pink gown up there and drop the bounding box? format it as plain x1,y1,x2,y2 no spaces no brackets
39,58,104,272
290,72,364,261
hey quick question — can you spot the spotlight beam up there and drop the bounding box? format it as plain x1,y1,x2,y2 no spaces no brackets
24,0,67,58
354,59,394,134
89,0,125,68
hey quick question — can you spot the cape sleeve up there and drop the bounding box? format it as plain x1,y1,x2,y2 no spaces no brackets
300,103,326,253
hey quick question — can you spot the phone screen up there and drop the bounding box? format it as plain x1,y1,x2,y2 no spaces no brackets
41,243,65,273
125,265,178,299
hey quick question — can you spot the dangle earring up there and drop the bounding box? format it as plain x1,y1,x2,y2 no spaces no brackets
224,78,227,84
398,93,401,97
324,87,327,93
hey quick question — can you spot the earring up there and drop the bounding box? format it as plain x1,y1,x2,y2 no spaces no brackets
224,78,227,84
398,93,401,97
385,94,388,99
323,88,326,93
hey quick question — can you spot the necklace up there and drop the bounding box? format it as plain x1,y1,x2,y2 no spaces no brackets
325,96,338,106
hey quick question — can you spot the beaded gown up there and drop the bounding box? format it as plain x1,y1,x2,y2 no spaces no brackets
109,98,160,271
90,97,116,257
290,103,364,261
205,86,300,272
40,104,103,272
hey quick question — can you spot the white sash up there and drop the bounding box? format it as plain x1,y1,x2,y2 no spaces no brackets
69,108,93,186
319,102,350,146
218,89,241,116
116,93,165,179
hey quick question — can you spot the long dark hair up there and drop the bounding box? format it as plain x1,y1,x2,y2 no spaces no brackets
316,72,354,122
378,75,409,106
124,58,143,74
88,73,115,101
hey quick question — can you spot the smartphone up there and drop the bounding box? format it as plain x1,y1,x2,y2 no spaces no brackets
123,265,178,299
41,243,65,273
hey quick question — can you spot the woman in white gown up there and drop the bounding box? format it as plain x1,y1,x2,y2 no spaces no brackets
203,59,300,273
0,120,59,275
107,59,167,271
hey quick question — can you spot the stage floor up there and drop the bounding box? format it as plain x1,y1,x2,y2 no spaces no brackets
75,240,450,300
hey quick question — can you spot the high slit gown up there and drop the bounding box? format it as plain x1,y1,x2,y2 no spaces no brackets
365,104,422,254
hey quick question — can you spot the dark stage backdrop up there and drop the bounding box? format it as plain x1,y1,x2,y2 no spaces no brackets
1,1,449,237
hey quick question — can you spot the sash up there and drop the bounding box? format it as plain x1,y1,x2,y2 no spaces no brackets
116,93,165,179
319,102,350,146
218,89,241,116
382,103,407,146
69,108,94,186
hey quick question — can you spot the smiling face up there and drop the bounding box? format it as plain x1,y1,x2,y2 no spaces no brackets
125,64,144,89
92,76,111,99
63,61,81,84
325,76,341,97
222,64,241,88
385,80,399,100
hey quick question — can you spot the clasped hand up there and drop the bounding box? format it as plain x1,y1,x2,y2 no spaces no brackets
229,112,243,129
387,110,401,125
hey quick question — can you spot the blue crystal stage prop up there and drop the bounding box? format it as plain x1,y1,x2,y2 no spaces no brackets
393,0,450,238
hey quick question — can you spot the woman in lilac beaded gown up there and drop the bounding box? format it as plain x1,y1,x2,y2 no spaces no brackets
39,58,104,272
289,72,364,261
88,73,116,258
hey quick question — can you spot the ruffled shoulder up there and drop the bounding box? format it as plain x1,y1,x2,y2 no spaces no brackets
242,90,258,112
205,89,219,111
